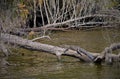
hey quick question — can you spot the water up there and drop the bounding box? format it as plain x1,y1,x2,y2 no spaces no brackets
1,29,120,79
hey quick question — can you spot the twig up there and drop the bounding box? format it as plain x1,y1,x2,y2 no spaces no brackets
32,35,51,41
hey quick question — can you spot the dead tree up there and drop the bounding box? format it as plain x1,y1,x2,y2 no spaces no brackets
1,33,120,64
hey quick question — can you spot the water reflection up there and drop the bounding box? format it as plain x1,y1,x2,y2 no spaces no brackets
0,59,120,79
94,64,103,79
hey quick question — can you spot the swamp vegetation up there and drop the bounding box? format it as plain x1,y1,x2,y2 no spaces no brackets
0,0,120,79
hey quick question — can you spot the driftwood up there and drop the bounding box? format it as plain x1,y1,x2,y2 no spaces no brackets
1,33,96,62
1,33,120,64
98,43,120,64
1,33,120,63
61,45,96,61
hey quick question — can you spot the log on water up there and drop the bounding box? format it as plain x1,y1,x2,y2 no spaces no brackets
0,33,98,62
1,33,120,63
94,43,120,64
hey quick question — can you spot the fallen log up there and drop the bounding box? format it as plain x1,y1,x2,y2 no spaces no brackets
93,43,120,64
0,33,98,62
60,45,96,61
41,14,119,28
20,26,71,32
20,14,120,32
20,21,120,32
0,33,120,64
100,43,120,64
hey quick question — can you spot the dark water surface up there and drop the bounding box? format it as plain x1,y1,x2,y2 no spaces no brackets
1,29,120,79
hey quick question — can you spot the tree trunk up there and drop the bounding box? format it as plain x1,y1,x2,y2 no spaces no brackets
1,33,120,63
0,33,98,62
